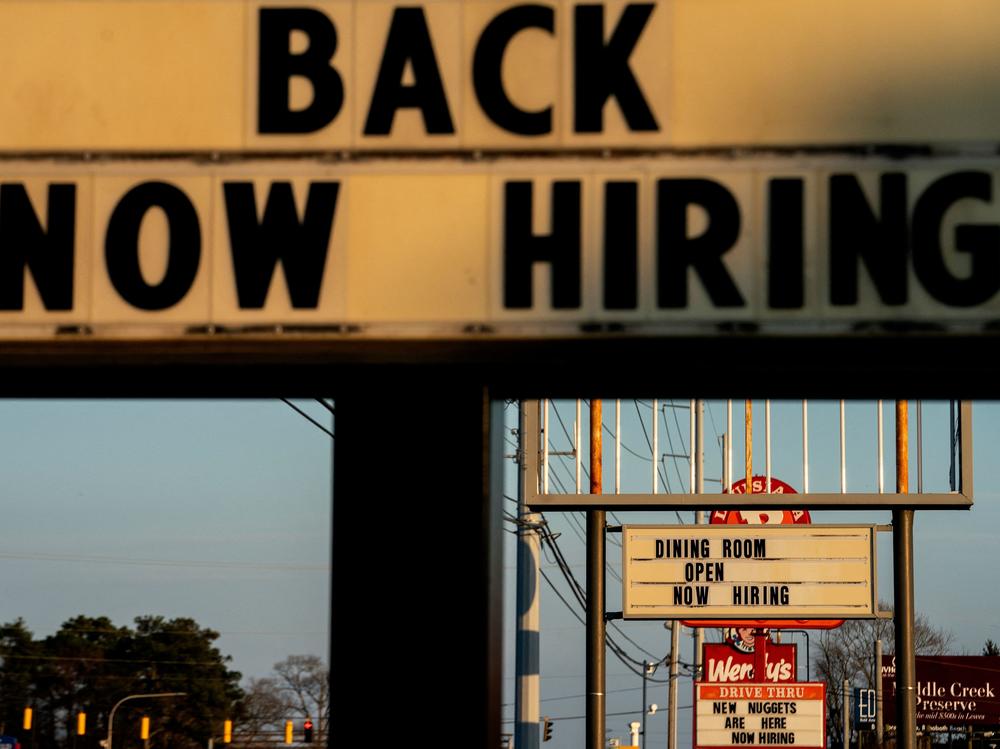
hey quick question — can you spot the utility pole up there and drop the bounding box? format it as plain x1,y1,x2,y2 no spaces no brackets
516,402,541,749
843,679,851,749
668,622,680,749
875,640,884,748
693,400,705,682
893,401,917,749
587,399,605,749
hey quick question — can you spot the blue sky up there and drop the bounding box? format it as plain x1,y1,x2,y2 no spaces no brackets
502,399,996,748
1,396,992,748
0,399,332,683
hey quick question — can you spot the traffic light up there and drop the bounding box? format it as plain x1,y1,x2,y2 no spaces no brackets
140,717,150,741
542,716,553,742
77,712,87,736
223,719,232,744
303,719,314,743
284,720,293,745
22,708,32,731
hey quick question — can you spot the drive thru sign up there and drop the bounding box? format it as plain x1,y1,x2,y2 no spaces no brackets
694,683,826,749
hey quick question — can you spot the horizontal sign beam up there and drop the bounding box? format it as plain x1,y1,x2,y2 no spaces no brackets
622,525,878,619
529,492,972,511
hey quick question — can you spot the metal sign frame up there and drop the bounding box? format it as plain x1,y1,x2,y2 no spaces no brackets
523,399,972,510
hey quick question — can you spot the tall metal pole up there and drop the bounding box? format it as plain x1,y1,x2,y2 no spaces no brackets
668,623,680,749
693,400,705,682
893,401,917,749
844,679,852,749
516,403,541,749
642,662,649,749
745,400,753,491
875,639,884,748
588,400,606,749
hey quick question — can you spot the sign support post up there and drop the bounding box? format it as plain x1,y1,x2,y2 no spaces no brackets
516,403,541,749
693,400,705,681
669,622,680,749
844,679,851,749
893,401,917,749
588,399,605,749
875,640,883,747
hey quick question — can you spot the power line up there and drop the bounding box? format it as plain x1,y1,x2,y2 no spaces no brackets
280,399,334,439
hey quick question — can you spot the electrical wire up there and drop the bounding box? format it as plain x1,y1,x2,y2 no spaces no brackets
279,399,334,439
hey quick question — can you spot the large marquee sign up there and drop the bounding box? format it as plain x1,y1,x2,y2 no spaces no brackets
4,1,1000,152
4,160,1000,337
3,3,1000,344
622,525,877,619
694,683,826,749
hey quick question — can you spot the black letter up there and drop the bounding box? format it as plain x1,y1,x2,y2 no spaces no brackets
503,181,581,309
105,182,200,311
473,5,554,136
768,178,805,309
604,181,638,309
913,171,1000,307
0,183,75,310
829,173,908,305
223,181,339,309
364,8,454,135
574,4,658,133
258,8,343,134
657,178,744,308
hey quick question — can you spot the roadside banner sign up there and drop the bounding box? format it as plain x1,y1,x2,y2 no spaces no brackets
881,655,1000,728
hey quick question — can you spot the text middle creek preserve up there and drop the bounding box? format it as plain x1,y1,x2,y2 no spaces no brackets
1,170,998,315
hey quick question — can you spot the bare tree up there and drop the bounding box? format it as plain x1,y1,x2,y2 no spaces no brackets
233,678,287,749
272,656,329,746
815,601,953,748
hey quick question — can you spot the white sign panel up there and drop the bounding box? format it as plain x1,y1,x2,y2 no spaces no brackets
622,525,876,619
694,683,826,749
6,1,1000,151
5,158,1000,339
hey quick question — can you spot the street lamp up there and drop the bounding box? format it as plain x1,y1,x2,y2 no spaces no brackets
641,661,659,749
102,692,187,749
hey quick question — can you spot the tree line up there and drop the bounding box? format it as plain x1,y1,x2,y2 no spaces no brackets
0,616,328,749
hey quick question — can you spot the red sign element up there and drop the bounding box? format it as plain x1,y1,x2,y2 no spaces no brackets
711,476,810,525
703,641,797,683
684,476,843,630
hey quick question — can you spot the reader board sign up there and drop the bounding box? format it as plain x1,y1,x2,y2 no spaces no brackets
8,1,1000,151
694,682,826,749
622,525,876,619
881,656,1000,727
6,160,1000,338
703,641,797,684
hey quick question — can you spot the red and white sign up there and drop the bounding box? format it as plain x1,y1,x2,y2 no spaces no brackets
694,682,826,749
703,642,797,684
